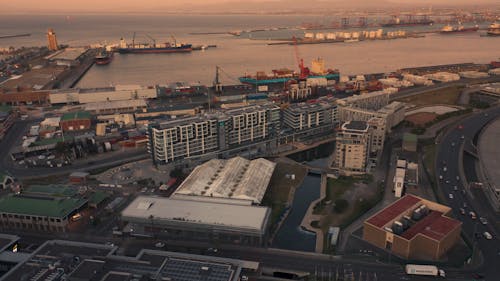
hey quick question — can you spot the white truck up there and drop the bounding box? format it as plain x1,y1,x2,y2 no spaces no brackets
405,264,445,278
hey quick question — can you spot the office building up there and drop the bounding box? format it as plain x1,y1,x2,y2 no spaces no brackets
332,121,371,175
46,28,58,51
363,195,462,260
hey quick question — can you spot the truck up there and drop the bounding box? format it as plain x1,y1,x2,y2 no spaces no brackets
405,264,445,278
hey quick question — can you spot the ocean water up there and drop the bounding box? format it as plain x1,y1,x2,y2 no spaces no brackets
0,14,498,86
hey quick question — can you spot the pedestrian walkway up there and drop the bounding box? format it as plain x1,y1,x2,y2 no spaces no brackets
300,173,327,253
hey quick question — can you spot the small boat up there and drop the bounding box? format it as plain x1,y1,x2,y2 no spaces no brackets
94,50,114,65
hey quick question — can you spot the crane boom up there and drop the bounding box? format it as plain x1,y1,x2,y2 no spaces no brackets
170,35,177,47
132,32,136,47
145,34,156,47
292,36,307,79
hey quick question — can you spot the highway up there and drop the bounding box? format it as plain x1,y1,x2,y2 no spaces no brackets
435,105,500,281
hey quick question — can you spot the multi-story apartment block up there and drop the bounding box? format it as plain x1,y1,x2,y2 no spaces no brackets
148,103,280,165
367,117,386,156
283,97,337,131
336,91,389,111
332,121,371,175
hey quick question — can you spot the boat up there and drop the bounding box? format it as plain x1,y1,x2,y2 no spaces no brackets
487,21,500,36
94,50,114,65
118,37,192,54
239,58,340,85
440,24,479,34
382,16,433,27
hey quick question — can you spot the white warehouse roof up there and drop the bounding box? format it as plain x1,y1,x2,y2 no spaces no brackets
173,157,276,204
121,196,270,233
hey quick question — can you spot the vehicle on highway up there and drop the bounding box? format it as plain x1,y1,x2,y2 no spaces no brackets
453,185,458,191
439,175,443,180
443,166,447,172
463,202,467,208
445,180,450,184
207,247,218,253
155,242,165,248
460,135,465,140
479,217,488,225
405,264,445,278
469,211,477,219
71,213,82,222
483,232,492,240
448,193,454,199
456,176,460,181
459,208,465,215
472,272,484,279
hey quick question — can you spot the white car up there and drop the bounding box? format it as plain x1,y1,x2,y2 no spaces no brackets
449,193,454,199
483,232,492,240
155,242,165,248
479,217,488,225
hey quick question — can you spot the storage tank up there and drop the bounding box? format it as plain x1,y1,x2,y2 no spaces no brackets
304,32,314,39
369,31,376,38
326,33,336,40
343,32,351,39
315,33,325,40
376,29,383,38
352,32,360,39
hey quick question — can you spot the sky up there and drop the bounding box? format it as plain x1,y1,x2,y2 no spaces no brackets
1,0,498,14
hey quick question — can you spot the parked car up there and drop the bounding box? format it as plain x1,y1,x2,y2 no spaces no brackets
479,217,488,225
483,232,492,240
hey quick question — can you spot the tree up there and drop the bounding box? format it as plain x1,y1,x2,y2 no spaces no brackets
333,199,349,213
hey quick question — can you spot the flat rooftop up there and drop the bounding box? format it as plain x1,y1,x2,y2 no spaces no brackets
46,47,87,61
84,99,147,111
61,111,91,121
366,194,461,241
3,239,246,281
400,211,461,241
122,196,269,232
173,156,276,204
342,120,369,131
366,195,421,228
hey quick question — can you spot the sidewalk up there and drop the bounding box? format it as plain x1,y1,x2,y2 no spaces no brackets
300,173,327,253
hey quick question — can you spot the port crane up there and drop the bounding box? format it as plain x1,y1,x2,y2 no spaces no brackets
145,34,156,47
170,35,177,47
132,32,136,47
292,36,309,80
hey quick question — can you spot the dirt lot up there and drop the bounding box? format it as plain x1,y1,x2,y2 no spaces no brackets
405,112,438,126
396,86,461,106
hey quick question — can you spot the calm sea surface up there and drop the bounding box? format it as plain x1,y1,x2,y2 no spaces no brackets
0,14,498,86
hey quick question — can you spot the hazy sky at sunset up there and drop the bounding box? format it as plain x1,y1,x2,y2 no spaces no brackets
2,0,498,14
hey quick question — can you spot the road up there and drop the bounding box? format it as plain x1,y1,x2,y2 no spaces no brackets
435,105,500,281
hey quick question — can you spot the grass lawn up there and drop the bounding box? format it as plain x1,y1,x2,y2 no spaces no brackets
396,86,462,106
262,162,307,229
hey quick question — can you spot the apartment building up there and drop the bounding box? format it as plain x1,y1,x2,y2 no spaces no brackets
332,121,371,175
283,97,337,131
148,103,280,165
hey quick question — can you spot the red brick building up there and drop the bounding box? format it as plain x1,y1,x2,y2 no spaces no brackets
363,194,462,260
60,111,92,131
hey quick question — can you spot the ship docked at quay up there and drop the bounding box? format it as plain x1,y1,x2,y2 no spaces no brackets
94,49,114,65
487,21,500,36
117,36,192,54
440,24,479,34
239,58,339,85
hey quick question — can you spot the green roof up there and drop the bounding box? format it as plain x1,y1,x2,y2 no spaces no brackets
0,105,11,113
88,191,110,205
403,133,418,143
61,111,91,121
0,194,87,218
32,137,63,147
25,185,77,197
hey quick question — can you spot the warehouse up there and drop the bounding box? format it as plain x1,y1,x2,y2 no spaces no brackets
172,156,276,204
363,194,461,260
121,196,270,246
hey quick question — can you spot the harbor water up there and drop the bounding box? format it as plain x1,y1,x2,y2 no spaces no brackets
0,14,498,87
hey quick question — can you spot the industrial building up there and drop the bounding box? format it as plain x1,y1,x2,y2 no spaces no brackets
172,156,276,204
45,47,88,67
121,196,270,246
49,85,157,105
332,121,372,175
363,194,462,260
148,103,280,165
84,99,147,114
2,239,251,281
59,111,92,131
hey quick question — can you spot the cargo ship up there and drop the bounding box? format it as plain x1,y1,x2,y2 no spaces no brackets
118,37,192,54
487,21,500,36
94,50,114,65
440,24,479,34
239,58,340,85
382,16,433,27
